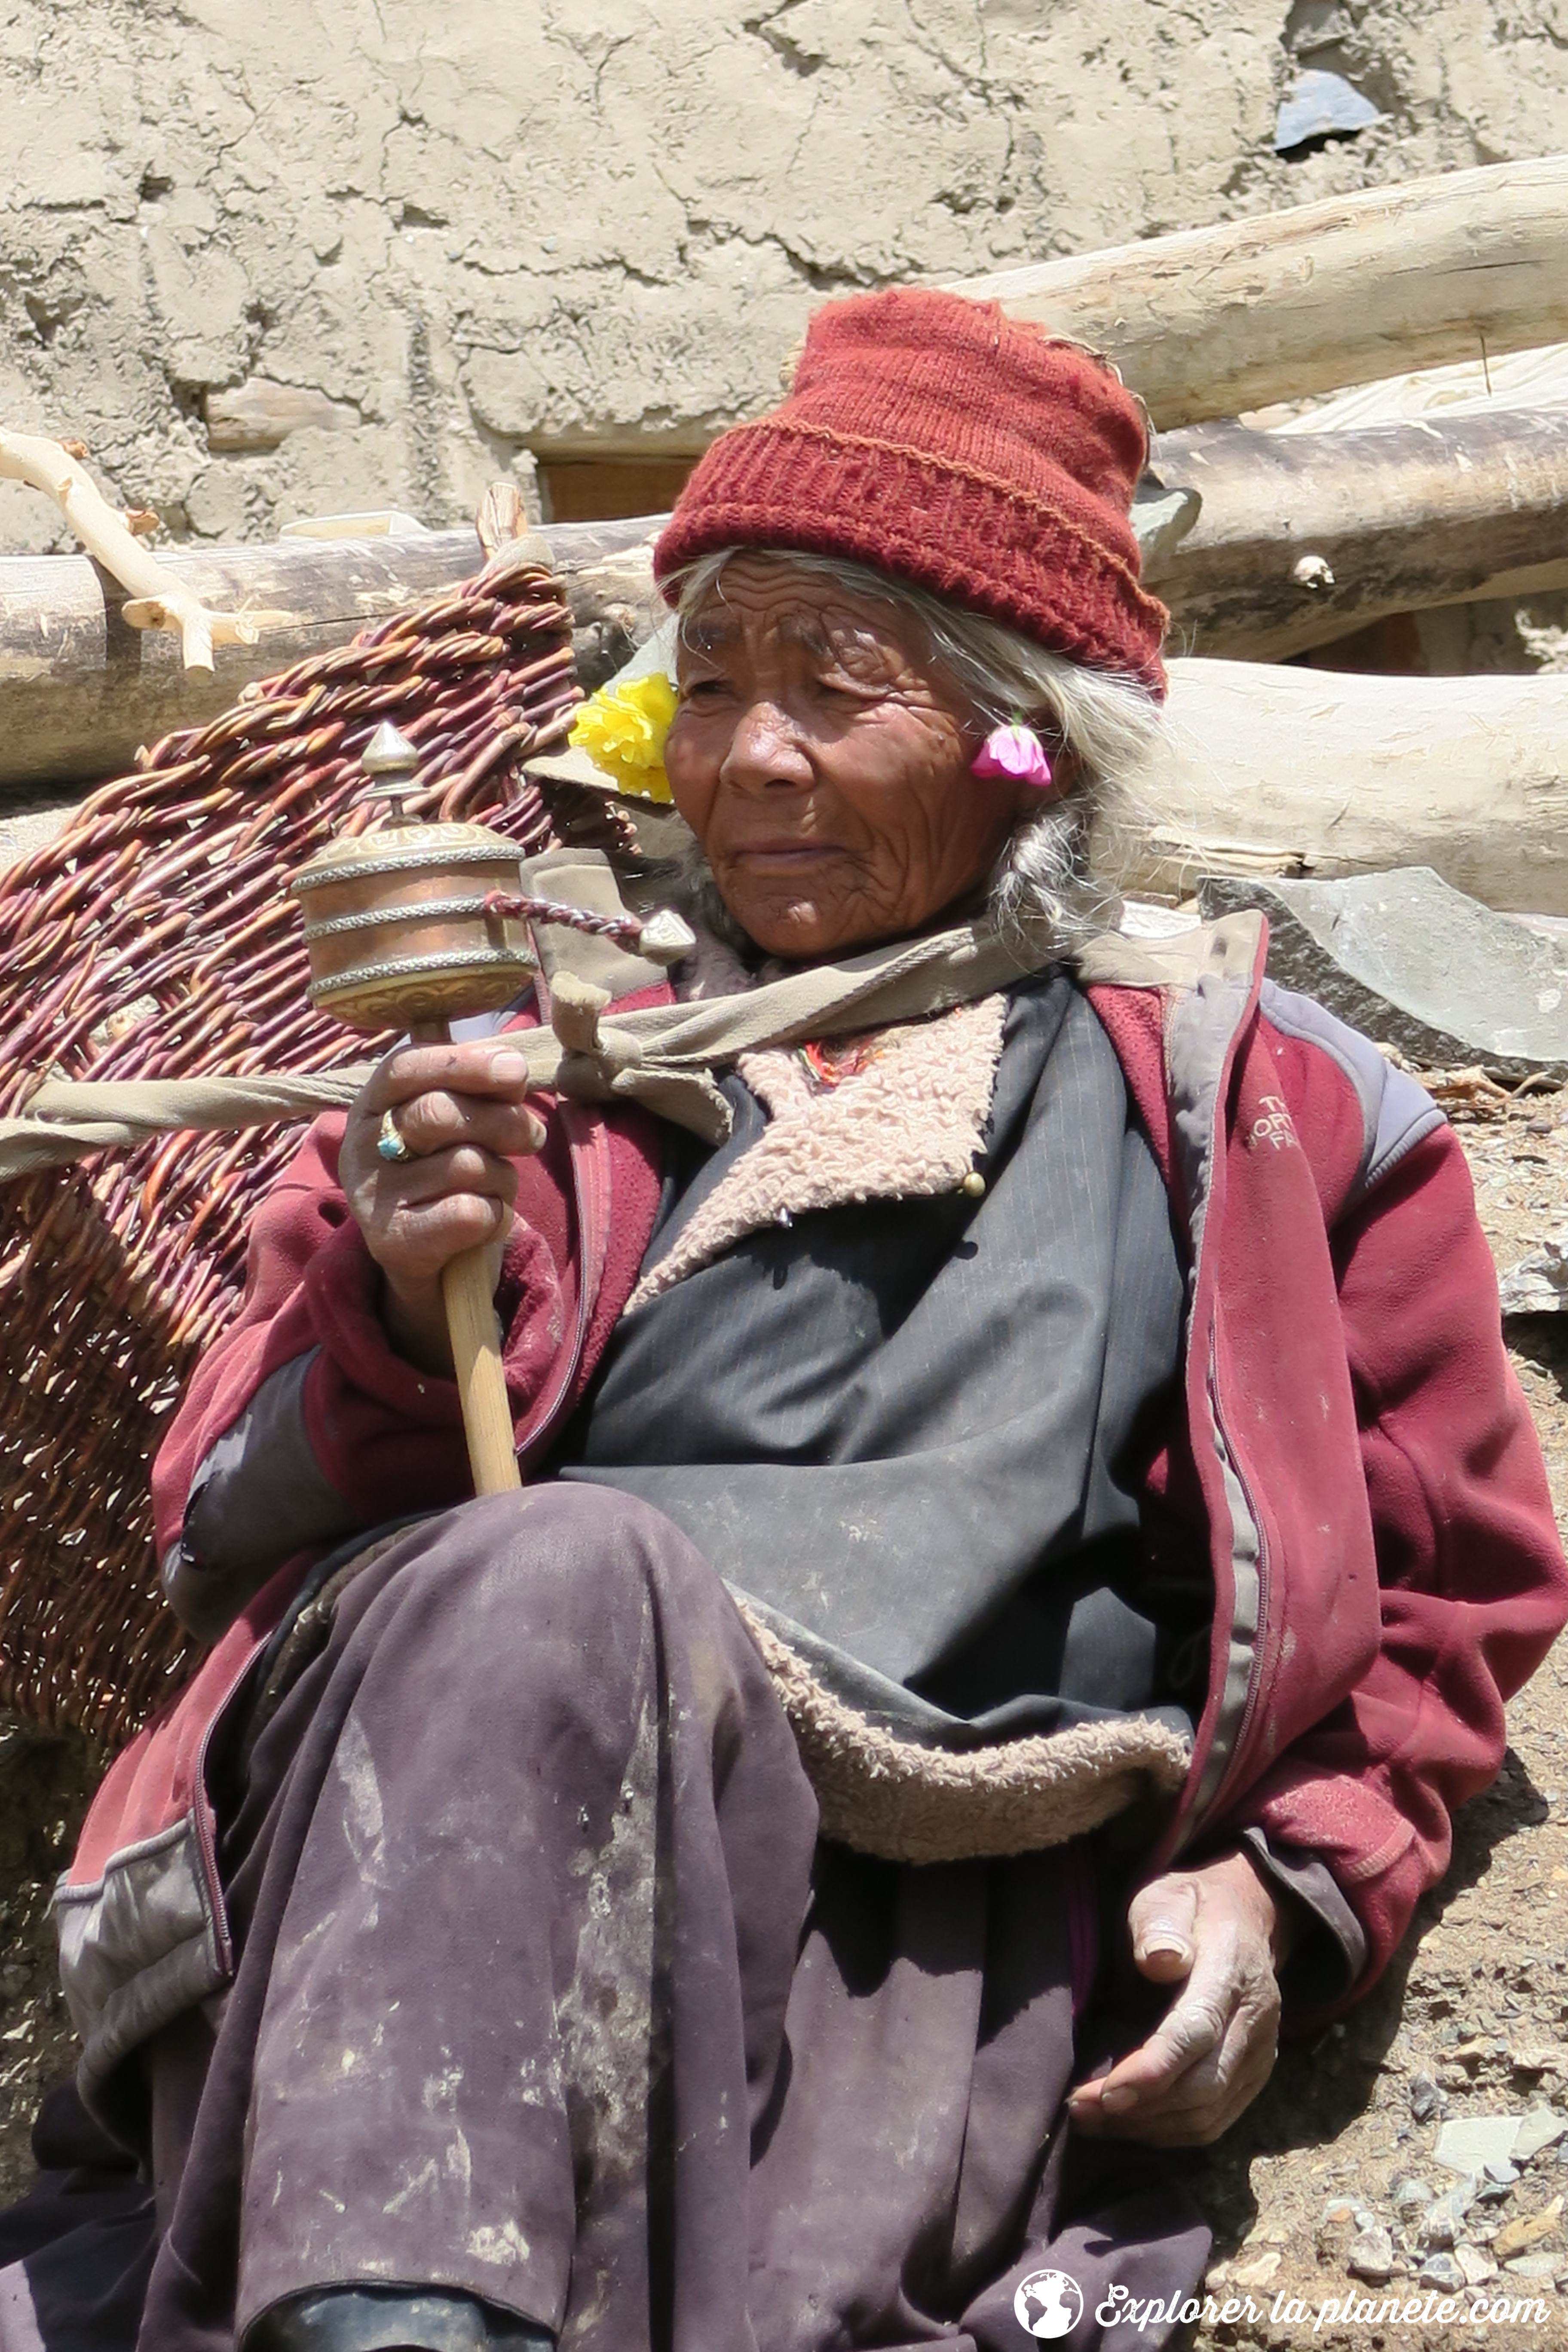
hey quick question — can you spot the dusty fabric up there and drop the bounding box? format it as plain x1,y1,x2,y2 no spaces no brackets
70,904,1568,2117
7,1487,1210,2351
169,976,1204,1773
563,977,1204,1762
0,2087,152,2352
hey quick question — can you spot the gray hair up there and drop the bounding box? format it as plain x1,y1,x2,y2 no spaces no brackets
666,547,1164,956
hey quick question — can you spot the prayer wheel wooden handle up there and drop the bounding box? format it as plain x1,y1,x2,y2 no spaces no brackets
409,1013,521,1498
441,1241,522,1496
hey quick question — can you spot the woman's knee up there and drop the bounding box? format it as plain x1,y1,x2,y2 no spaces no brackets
339,1482,732,1704
449,1481,718,1626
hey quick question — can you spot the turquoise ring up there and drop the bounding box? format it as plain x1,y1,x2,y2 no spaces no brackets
376,1108,414,1164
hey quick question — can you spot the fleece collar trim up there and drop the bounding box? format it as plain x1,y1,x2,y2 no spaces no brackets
627,989,1008,1310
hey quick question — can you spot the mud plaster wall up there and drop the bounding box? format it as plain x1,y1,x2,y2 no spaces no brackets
1,0,1566,555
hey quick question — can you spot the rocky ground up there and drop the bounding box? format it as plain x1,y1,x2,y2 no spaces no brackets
0,1720,102,2204
2,1070,1567,2339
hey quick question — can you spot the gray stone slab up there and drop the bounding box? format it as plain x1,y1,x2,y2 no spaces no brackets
1436,2116,1526,2177
1198,867,1568,1080
1514,2107,1568,2163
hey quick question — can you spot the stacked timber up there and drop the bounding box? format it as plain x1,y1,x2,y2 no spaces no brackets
0,516,664,796
0,153,1566,911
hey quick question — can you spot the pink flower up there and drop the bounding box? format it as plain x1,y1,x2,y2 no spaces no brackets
970,723,1053,789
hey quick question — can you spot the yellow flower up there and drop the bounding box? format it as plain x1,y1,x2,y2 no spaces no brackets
568,672,677,803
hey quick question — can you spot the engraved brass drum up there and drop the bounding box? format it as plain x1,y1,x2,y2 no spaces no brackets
289,818,537,1033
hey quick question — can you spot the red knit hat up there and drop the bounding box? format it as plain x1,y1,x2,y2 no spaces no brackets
654,287,1168,697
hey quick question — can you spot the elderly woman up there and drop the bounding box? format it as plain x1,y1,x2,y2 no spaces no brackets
13,290,1567,2352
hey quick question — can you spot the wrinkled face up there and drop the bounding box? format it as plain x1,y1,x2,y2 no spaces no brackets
662,556,1034,960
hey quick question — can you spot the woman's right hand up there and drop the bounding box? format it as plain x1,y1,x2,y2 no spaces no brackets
338,1041,546,1377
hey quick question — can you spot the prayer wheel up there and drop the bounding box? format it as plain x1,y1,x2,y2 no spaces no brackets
290,731,538,1034
290,723,537,1498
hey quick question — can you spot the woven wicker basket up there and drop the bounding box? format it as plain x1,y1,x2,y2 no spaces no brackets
0,553,578,1748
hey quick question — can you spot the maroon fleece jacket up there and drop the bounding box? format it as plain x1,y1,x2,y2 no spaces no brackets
75,946,1568,2027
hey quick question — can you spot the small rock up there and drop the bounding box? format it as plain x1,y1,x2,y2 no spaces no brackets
1456,2244,1499,2287
1274,67,1382,154
1421,2177,1478,2249
1513,2047,1568,2078
1419,2251,1466,2292
1229,2249,1281,2287
1391,2178,1432,2215
1320,2197,1357,2227
1514,2105,1568,2163
1485,2160,1521,2187
1505,2252,1561,2279
1494,2195,1564,2261
1347,2226,1397,2285
1410,2071,1443,2122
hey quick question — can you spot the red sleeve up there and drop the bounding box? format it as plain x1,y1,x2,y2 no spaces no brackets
1222,1123,1568,2008
151,1110,576,1550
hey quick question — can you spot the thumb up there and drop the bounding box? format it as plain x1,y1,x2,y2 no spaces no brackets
1128,1874,1200,1981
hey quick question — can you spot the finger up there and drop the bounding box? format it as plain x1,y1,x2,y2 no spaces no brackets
1127,1875,1200,1982
1136,1986,1277,2116
371,1188,516,1277
380,1090,545,1160
1084,1932,1243,2113
1081,2012,1279,2146
377,1145,522,1210
361,1042,534,1113
1072,2009,1275,2144
1072,1937,1280,2140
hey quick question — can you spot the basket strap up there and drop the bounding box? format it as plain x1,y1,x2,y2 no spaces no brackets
6,915,1052,1173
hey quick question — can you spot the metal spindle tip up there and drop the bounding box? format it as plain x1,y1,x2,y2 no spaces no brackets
637,908,697,967
361,720,420,776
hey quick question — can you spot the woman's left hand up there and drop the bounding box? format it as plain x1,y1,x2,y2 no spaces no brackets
1067,1847,1293,2147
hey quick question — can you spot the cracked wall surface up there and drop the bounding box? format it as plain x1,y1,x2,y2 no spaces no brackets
1,0,1565,548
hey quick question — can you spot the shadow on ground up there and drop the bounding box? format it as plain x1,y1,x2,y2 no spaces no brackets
0,1718,98,2202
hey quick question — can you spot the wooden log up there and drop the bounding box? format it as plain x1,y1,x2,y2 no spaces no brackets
1111,659,1568,916
8,646,1567,922
0,516,660,797
953,153,1568,431
11,418,1566,796
1148,408,1568,661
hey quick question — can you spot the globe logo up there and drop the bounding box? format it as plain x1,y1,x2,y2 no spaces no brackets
1013,2267,1084,2340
